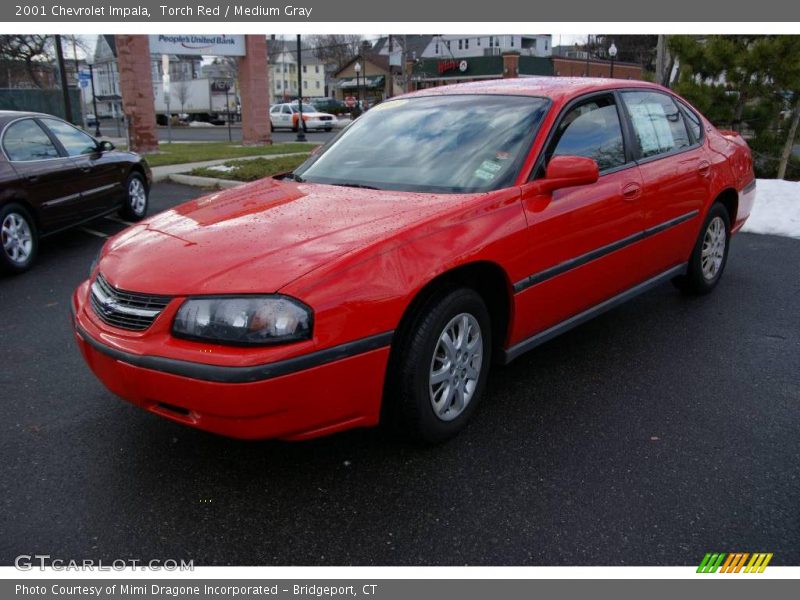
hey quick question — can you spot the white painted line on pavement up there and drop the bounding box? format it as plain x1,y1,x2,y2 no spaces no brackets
80,227,109,239
105,216,134,226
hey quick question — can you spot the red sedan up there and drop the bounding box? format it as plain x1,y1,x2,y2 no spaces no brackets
71,78,755,443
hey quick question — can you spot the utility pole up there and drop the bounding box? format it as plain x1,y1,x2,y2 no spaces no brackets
54,35,73,123
402,34,408,93
656,35,666,87
295,34,306,142
70,36,87,129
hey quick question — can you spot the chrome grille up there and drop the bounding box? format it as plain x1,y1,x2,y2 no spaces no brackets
89,273,172,331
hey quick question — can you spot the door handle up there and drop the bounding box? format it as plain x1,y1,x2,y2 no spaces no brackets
26,175,39,183
698,161,711,177
622,182,642,201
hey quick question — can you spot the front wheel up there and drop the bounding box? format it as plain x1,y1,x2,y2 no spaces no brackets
673,203,731,295
0,203,38,274
384,288,492,443
119,172,149,221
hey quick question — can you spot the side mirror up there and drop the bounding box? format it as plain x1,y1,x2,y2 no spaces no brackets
536,155,599,193
98,140,115,152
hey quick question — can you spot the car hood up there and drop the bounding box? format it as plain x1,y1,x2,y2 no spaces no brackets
99,177,477,296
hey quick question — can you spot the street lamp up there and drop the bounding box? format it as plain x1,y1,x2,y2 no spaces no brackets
608,42,618,78
354,61,361,113
85,55,101,137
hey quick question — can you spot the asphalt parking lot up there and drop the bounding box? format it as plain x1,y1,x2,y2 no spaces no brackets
1,182,798,566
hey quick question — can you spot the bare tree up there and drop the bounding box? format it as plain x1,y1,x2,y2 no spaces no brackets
307,34,363,69
174,79,191,115
0,35,53,88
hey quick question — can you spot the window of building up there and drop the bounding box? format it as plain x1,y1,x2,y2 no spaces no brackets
477,38,481,46
303,65,307,73
510,36,515,47
315,65,320,73
303,81,308,89
435,42,439,54
489,36,494,48
446,40,451,50
465,39,469,49
458,40,462,50
315,81,321,89
546,95,626,172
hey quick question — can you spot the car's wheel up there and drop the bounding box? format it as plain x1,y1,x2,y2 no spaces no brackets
0,203,38,274
292,121,299,132
270,122,275,132
384,287,492,443
119,171,149,221
674,203,731,295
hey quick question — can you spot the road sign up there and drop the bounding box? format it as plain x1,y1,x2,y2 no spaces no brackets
79,79,89,88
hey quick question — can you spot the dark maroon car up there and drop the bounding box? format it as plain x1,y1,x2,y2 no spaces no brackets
0,111,151,273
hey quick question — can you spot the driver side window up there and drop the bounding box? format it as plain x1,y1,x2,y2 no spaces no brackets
546,96,627,173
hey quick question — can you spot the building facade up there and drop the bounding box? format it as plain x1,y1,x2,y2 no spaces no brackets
267,38,327,103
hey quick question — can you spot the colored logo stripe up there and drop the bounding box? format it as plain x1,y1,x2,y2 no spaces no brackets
698,552,773,573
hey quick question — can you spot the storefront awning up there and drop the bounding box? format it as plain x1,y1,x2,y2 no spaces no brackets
337,75,385,89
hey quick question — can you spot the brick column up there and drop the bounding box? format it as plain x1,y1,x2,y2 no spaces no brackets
502,52,520,79
238,35,271,146
115,35,158,153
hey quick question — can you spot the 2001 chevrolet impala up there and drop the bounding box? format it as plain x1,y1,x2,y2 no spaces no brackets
71,78,755,443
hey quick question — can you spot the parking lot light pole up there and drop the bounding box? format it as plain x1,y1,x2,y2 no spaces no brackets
85,56,101,137
354,61,361,114
295,35,307,142
608,42,617,78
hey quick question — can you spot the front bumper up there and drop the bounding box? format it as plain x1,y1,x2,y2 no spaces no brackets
71,283,390,440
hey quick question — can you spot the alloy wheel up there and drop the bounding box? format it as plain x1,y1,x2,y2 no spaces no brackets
429,312,483,422
1,212,33,265
701,216,726,280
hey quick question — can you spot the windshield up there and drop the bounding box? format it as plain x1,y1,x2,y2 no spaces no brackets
293,94,550,193
292,104,318,113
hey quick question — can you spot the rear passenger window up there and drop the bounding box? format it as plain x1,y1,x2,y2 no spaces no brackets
3,119,60,161
548,96,626,172
621,91,692,158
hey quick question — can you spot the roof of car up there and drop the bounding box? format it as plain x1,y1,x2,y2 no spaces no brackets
401,77,665,104
0,110,60,123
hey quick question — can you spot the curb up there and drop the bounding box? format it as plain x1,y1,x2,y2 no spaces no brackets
167,174,245,189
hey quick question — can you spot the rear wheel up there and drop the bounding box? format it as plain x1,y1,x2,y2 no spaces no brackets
0,203,38,274
384,288,492,443
673,203,731,295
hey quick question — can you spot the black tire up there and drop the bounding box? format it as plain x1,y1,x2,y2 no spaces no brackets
383,287,492,443
292,122,299,132
0,202,38,274
270,122,275,132
119,171,149,222
673,203,731,295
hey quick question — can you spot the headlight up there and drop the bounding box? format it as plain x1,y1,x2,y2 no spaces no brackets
172,296,312,345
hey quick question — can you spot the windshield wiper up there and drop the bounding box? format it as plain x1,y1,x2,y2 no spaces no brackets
287,172,305,182
329,182,380,190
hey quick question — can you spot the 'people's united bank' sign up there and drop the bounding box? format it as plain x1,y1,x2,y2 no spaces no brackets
149,35,246,56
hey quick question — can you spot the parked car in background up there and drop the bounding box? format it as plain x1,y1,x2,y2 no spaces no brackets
85,114,99,128
269,103,335,132
305,97,346,114
73,78,754,443
0,111,151,274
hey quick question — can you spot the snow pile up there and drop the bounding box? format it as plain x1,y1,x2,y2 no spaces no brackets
206,164,236,173
741,179,800,239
